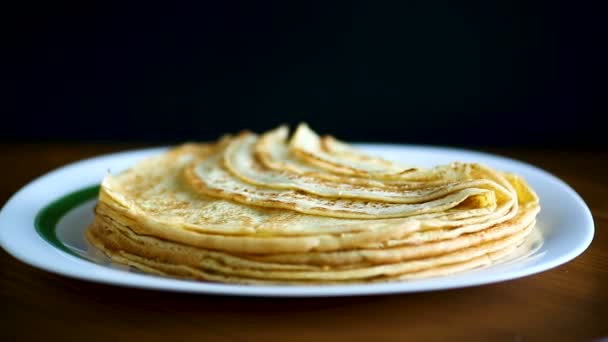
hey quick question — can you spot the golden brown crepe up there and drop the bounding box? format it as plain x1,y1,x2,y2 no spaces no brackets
86,124,541,284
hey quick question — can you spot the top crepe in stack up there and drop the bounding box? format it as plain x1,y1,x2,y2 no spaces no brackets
86,123,540,284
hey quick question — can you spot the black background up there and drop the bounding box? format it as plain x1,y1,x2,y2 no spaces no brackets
3,1,604,146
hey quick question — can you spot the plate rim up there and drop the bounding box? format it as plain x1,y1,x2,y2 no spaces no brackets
0,144,595,297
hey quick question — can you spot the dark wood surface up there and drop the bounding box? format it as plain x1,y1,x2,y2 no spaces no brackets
1,143,606,341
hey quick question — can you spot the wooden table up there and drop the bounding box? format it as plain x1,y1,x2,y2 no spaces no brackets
1,143,606,341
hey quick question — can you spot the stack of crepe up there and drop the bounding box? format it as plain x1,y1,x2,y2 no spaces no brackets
86,123,540,284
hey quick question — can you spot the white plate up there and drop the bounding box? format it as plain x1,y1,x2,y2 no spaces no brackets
0,145,594,297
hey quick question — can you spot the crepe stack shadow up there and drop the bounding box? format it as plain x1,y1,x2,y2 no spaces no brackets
86,123,541,284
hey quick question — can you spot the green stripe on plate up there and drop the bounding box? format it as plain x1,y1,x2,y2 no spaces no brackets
34,185,100,258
